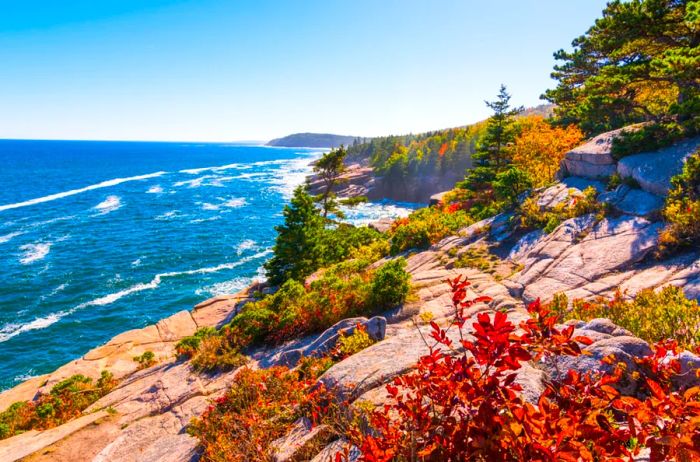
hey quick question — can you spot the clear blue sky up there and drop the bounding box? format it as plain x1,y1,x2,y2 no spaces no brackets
0,0,608,142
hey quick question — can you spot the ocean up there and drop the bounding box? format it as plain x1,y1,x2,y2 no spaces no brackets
0,140,416,390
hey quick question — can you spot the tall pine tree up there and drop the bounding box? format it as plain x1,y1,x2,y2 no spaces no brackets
543,0,700,135
264,185,324,285
462,85,523,189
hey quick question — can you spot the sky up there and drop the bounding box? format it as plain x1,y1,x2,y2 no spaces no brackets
0,0,609,142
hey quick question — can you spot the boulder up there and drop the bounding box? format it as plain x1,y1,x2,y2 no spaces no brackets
598,185,665,217
429,191,450,206
276,317,387,367
563,127,632,179
270,417,332,462
617,136,700,196
368,217,394,233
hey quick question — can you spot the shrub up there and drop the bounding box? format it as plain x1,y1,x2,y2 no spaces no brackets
388,206,473,255
230,258,410,347
492,166,534,204
611,122,688,160
345,277,700,461
553,286,700,351
188,364,334,462
175,327,218,358
133,351,156,369
190,335,247,373
368,258,410,308
0,371,116,440
658,150,700,255
335,325,376,359
520,186,605,233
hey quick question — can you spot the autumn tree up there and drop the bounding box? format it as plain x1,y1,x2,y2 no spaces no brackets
511,116,585,186
312,146,347,219
543,0,700,135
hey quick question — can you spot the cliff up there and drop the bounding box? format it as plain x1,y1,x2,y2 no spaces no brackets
1,128,699,461
266,133,360,148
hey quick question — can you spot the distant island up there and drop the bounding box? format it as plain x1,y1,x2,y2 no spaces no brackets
266,132,360,148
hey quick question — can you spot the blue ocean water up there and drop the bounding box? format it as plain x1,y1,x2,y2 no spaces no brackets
0,140,416,390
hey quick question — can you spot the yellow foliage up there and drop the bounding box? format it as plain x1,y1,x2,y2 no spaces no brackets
512,116,584,186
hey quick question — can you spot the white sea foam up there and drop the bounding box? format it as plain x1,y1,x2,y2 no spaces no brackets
155,210,184,221
0,312,64,342
19,242,52,264
180,163,245,175
267,154,320,198
93,195,122,215
236,239,257,255
201,202,220,211
223,197,246,208
132,258,142,267
189,216,222,224
147,185,164,194
0,248,274,343
41,283,68,301
195,277,254,297
0,171,167,212
0,231,23,244
340,201,416,227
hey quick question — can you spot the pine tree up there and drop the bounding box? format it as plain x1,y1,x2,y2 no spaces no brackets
264,185,324,285
543,0,700,135
312,145,347,219
463,85,523,189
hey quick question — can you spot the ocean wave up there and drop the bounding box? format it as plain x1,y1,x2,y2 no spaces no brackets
0,248,275,343
29,215,76,228
195,276,254,297
199,197,247,211
147,185,164,194
19,242,52,264
40,283,68,301
0,171,167,212
179,163,246,175
189,216,222,224
155,210,184,221
0,312,65,342
173,175,236,188
236,239,258,255
267,155,319,198
93,195,122,215
0,231,24,244
340,201,416,227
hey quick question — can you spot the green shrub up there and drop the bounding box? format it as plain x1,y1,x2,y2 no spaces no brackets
190,333,248,373
611,122,688,160
369,258,411,308
658,150,700,255
133,350,156,369
336,325,376,359
552,286,700,350
520,186,605,233
175,327,218,358
0,371,116,440
389,206,473,255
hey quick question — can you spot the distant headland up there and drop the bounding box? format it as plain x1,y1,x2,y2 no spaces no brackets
266,132,361,148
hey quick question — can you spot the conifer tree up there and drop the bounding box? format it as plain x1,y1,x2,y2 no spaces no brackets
264,185,324,285
463,85,523,189
543,0,700,135
312,145,347,219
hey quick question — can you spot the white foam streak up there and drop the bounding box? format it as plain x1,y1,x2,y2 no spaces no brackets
19,242,51,264
147,185,164,194
93,195,122,215
0,249,273,343
0,231,23,244
0,171,167,212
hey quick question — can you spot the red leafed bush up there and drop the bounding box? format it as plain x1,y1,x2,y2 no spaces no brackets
345,276,700,461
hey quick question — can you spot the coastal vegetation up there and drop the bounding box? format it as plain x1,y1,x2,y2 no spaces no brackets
551,286,700,351
543,0,699,152
0,371,116,440
659,150,700,255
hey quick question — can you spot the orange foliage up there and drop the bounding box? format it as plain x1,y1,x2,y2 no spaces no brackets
438,142,448,157
512,116,584,186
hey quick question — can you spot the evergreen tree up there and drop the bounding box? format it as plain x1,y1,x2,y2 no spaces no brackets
463,85,523,189
543,0,700,135
264,185,324,285
313,145,347,219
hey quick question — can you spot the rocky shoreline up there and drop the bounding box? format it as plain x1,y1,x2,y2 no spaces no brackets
1,128,699,461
